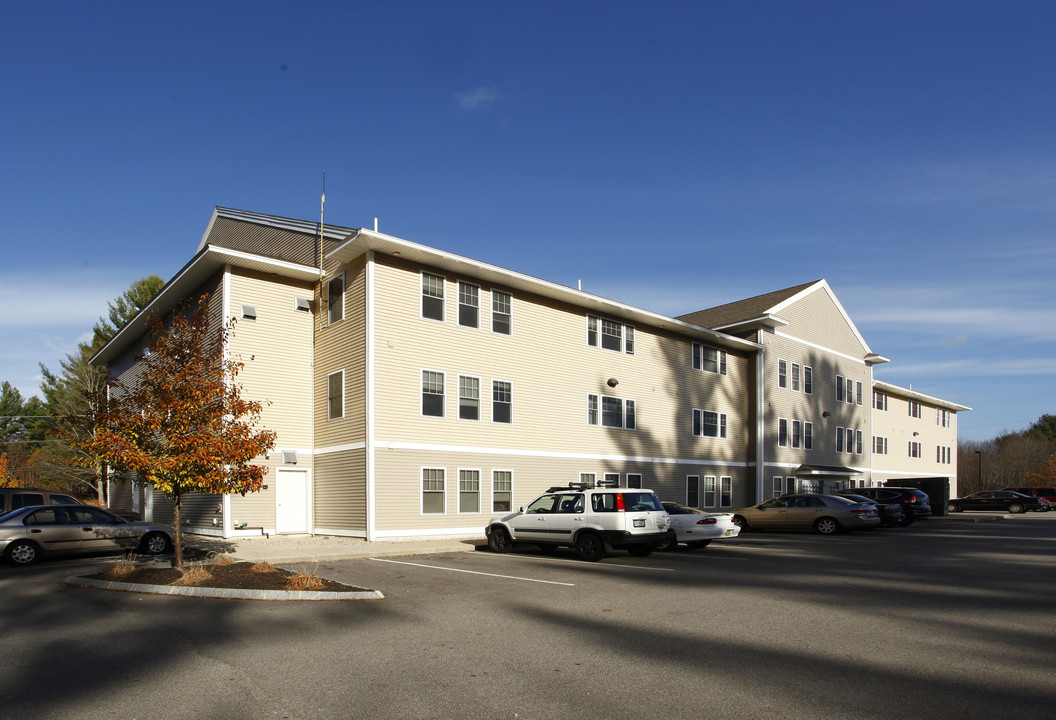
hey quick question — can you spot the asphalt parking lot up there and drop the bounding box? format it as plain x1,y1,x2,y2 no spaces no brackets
4,513,1056,719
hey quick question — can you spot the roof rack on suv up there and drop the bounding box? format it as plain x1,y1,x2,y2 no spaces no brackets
545,478,624,493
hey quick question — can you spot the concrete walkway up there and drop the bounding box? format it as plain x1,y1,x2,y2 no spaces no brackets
183,533,487,564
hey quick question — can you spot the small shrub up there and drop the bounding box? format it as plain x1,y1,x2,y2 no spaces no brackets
284,569,326,591
250,561,276,574
171,564,212,586
214,554,236,566
104,554,138,580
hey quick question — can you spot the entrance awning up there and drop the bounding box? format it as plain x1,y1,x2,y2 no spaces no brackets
795,464,864,479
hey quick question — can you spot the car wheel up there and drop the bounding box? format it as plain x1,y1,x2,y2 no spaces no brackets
814,517,841,535
574,532,606,562
899,513,915,526
626,546,654,557
1008,503,1025,514
5,539,40,566
487,526,513,553
654,535,679,552
140,532,171,555
686,540,712,550
732,515,749,530
947,503,960,513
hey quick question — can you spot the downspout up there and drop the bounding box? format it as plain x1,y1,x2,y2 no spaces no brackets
755,330,766,503
222,265,233,538
365,249,377,541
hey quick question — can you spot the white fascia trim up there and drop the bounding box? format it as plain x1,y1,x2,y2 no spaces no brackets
872,380,972,412
210,246,321,281
769,279,873,355
315,442,367,455
773,329,870,366
373,440,749,469
366,250,377,541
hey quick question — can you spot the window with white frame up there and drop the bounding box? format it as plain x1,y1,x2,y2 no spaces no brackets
422,468,445,514
588,394,636,430
791,363,801,392
792,420,802,449
422,370,445,417
779,360,788,389
846,378,854,404
909,400,922,418
720,476,732,507
327,273,344,324
856,430,863,455
804,366,813,395
937,446,952,464
492,380,512,424
579,472,596,486
778,418,789,447
836,426,845,453
873,436,888,454
421,273,445,321
836,375,845,402
694,409,727,438
937,409,952,427
601,319,623,352
458,375,480,421
627,473,643,489
856,381,863,406
458,282,479,328
846,428,854,454
587,316,634,354
686,476,699,506
492,470,512,512
693,343,727,375
909,441,922,458
492,290,512,335
772,476,784,498
804,422,813,450
704,476,717,506
604,473,621,487
874,391,888,411
458,469,480,513
327,370,344,420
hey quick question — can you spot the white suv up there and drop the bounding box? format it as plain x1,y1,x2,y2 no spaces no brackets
484,481,673,561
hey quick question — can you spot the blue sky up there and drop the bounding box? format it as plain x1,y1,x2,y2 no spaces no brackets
3,1,1054,441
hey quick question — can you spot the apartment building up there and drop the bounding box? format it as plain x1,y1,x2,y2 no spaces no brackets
93,208,969,538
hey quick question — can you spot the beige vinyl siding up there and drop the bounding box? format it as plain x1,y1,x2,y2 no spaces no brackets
776,287,868,358
315,255,368,448
229,459,279,529
871,390,959,491
314,449,367,531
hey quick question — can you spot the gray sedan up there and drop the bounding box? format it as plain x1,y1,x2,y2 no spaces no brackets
0,505,174,565
732,493,881,535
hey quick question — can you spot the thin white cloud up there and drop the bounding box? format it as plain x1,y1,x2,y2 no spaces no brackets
878,357,1056,377
454,86,502,111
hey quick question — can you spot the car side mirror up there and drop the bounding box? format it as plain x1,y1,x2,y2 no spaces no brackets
518,507,525,513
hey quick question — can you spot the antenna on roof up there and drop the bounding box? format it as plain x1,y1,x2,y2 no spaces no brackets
318,171,326,278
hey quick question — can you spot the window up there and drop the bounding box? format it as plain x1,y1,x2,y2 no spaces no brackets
846,428,854,454
492,471,512,512
836,426,845,453
909,400,922,418
779,360,788,388
693,344,727,375
579,472,596,486
704,476,717,506
627,473,642,489
588,394,636,430
791,363,801,392
686,476,699,506
422,370,445,417
720,477,732,508
938,446,952,464
836,375,845,402
909,441,922,458
458,282,479,328
778,418,788,447
937,409,952,427
328,273,344,324
327,371,344,420
492,290,512,334
873,436,888,454
421,273,444,321
804,366,813,395
874,392,888,411
855,381,863,406
791,420,802,449
588,315,634,354
492,380,512,424
772,477,784,498
804,422,813,450
856,430,864,455
458,375,480,421
422,468,445,514
604,473,621,487
458,469,480,513
693,409,727,438
846,378,854,404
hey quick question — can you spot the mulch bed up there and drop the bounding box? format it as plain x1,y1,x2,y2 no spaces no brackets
85,561,369,593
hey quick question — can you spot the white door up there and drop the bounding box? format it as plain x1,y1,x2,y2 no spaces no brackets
276,469,309,534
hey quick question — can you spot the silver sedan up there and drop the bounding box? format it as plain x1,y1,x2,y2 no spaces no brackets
0,505,174,565
732,494,880,535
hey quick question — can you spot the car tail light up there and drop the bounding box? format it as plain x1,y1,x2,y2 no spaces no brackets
696,518,718,525
851,509,871,516
615,493,626,512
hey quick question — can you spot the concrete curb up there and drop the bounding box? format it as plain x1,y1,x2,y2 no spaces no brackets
63,575,384,601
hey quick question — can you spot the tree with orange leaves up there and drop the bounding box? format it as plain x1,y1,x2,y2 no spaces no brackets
1026,454,1056,485
79,295,275,569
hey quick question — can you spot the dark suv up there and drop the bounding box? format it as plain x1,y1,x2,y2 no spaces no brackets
847,487,931,525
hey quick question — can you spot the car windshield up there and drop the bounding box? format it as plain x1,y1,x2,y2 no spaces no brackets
827,496,856,505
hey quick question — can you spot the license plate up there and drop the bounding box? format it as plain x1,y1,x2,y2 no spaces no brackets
633,519,645,528
724,529,735,536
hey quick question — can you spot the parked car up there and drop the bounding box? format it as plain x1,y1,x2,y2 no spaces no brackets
947,491,1050,514
0,505,175,566
1001,487,1056,504
0,487,83,514
834,492,904,527
656,502,740,550
846,487,932,525
485,481,673,561
731,494,880,535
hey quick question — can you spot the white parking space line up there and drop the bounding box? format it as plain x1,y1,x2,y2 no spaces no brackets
369,557,576,585
468,552,675,572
